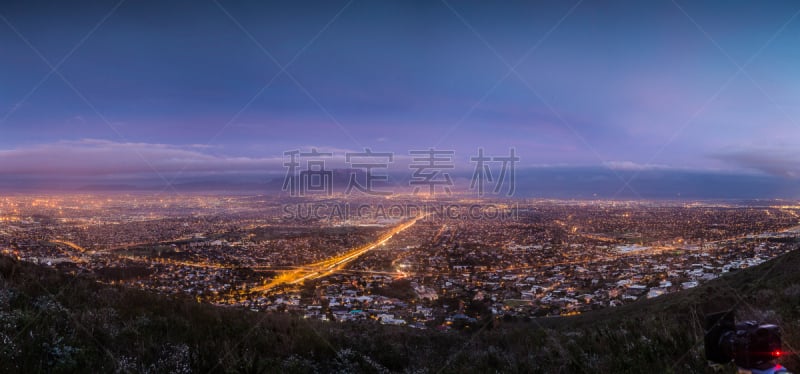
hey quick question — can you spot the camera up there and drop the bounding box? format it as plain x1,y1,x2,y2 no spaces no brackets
705,311,785,372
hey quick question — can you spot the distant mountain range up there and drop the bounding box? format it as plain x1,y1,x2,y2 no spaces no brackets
1,166,796,199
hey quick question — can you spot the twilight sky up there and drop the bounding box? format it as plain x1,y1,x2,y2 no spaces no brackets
1,0,799,197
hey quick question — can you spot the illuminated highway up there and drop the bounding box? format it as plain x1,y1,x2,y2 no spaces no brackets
50,239,88,253
251,214,426,293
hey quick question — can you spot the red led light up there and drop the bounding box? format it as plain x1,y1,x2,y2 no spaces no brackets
771,350,782,358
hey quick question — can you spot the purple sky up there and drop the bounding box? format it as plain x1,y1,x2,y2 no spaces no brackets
1,0,799,196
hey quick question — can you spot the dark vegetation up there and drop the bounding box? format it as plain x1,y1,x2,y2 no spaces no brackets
1,248,799,373
369,279,416,300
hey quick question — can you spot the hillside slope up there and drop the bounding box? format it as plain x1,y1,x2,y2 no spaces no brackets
1,247,798,373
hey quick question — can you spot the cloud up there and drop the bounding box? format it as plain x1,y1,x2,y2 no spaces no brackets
0,139,285,177
0,140,416,182
602,161,672,171
710,147,800,179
